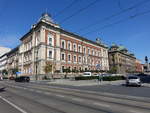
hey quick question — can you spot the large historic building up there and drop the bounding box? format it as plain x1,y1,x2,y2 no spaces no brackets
18,13,109,79
109,44,136,74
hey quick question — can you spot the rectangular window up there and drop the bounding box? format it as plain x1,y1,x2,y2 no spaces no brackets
61,53,65,60
49,38,52,46
88,48,90,54
48,34,53,46
49,51,52,59
83,47,86,54
92,50,94,55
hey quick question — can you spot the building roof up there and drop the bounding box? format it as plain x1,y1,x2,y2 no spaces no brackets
109,44,135,58
20,14,108,49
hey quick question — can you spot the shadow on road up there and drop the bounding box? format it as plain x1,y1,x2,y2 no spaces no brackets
0,87,6,92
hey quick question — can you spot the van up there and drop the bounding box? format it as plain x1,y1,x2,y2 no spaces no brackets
83,72,92,76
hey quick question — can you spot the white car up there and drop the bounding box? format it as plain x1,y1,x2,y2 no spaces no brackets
126,76,141,87
0,76,3,81
83,72,92,76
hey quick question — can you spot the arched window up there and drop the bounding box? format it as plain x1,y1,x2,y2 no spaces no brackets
61,40,66,49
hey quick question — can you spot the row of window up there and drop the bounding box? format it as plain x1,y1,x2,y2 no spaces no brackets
23,67,32,74
24,41,32,52
47,33,107,57
24,54,32,62
61,53,102,65
61,66,97,72
61,39,107,57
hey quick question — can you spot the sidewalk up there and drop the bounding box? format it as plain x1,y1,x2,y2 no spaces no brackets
31,79,125,86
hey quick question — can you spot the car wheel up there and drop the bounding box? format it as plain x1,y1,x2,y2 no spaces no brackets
126,84,129,87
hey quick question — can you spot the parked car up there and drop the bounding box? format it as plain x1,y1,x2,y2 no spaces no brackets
82,72,92,76
137,73,150,83
126,75,141,87
9,76,15,80
15,76,30,82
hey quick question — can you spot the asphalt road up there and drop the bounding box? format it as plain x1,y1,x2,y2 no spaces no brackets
30,80,150,98
0,81,150,113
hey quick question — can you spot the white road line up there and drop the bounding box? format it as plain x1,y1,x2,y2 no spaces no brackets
0,95,28,113
46,86,150,101
71,98,83,102
35,90,42,93
29,89,35,91
56,94,65,98
93,102,110,108
129,110,142,113
44,92,52,95
129,110,149,113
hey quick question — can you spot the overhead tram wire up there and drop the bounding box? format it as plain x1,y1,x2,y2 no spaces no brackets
82,9,150,36
54,0,78,17
59,0,101,24
76,0,150,32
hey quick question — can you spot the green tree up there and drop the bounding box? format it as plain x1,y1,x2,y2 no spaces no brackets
11,68,18,78
43,64,53,79
63,68,71,79
2,69,8,76
108,66,117,74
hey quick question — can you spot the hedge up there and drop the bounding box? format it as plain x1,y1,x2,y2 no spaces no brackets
75,76,125,81
3,77,8,79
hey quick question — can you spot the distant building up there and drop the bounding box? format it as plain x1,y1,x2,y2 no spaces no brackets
0,53,8,75
7,46,19,77
135,59,143,73
18,13,109,79
0,46,11,76
0,46,11,56
108,44,136,74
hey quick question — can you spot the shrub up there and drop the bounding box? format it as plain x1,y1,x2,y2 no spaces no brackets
75,75,125,81
3,77,8,79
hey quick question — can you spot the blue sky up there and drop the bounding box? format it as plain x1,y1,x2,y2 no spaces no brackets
0,0,150,62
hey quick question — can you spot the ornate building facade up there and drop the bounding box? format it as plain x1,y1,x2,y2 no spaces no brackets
109,44,136,74
18,13,109,79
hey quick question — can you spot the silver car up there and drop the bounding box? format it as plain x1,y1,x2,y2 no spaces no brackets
126,76,141,87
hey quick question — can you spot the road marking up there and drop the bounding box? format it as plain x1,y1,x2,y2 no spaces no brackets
129,110,143,113
56,94,65,98
93,102,110,108
71,98,83,102
29,89,34,91
35,90,42,93
0,95,28,113
45,85,150,101
44,92,52,95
